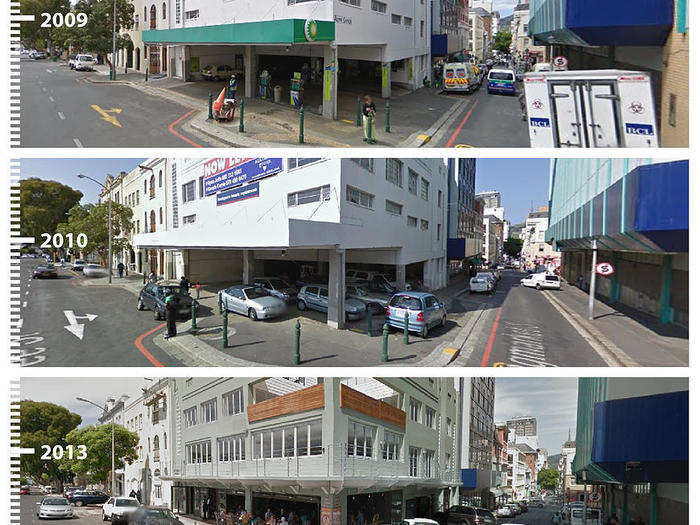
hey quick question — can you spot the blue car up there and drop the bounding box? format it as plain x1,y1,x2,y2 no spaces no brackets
385,291,447,338
487,69,516,95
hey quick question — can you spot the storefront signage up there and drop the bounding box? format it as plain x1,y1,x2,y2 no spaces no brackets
203,158,282,196
216,182,260,206
334,15,352,25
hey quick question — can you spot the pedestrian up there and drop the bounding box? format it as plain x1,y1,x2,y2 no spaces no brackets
149,270,157,283
129,489,136,499
136,489,141,503
265,508,273,521
164,290,179,339
180,275,190,294
218,505,228,525
194,281,203,300
227,74,238,100
577,274,584,290
117,262,125,278
361,95,377,144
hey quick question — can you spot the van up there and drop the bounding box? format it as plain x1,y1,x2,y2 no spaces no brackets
533,62,552,72
443,62,477,93
487,69,517,95
520,272,561,290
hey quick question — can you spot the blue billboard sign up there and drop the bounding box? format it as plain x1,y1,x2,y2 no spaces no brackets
203,158,283,196
216,182,260,206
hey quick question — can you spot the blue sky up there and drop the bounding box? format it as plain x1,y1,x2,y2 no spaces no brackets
476,158,551,225
20,158,146,204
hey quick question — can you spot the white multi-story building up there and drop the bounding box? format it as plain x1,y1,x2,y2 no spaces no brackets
521,206,559,269
116,0,147,74
468,8,491,61
134,0,432,119
165,377,460,525
128,157,448,329
510,2,545,60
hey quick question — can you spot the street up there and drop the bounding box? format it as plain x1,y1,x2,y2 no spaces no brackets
498,505,557,524
20,493,102,525
19,59,214,147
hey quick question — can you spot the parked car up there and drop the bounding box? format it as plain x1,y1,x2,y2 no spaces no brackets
137,281,198,320
362,274,398,295
68,53,77,68
32,264,58,279
434,505,496,525
63,486,82,497
127,507,184,525
347,270,398,291
252,277,298,303
520,272,561,290
36,496,74,519
20,485,31,495
487,68,517,95
402,519,439,525
82,264,109,278
201,63,233,80
218,284,286,321
385,292,447,338
475,272,497,289
102,497,140,522
71,259,86,272
495,506,514,518
469,276,492,294
74,54,95,71
517,501,528,512
345,284,392,314
506,503,522,515
66,489,109,506
32,50,47,59
297,285,367,321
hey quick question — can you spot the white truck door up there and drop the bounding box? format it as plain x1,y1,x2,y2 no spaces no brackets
550,83,583,147
617,74,659,147
582,82,622,148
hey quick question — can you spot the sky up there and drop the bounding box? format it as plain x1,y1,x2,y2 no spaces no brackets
494,377,578,456
475,158,551,225
20,158,146,204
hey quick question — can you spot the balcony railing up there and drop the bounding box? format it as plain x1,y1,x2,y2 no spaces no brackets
248,384,324,423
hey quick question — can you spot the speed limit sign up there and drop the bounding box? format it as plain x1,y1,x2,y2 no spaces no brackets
553,56,568,70
596,262,615,276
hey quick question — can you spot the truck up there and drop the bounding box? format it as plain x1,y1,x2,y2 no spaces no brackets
523,69,658,148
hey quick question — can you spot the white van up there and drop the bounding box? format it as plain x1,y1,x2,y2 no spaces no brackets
533,62,552,72
520,272,561,290
443,62,477,93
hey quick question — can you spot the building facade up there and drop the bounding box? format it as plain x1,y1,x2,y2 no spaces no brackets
520,206,559,270
166,377,461,525
446,158,483,264
511,2,545,60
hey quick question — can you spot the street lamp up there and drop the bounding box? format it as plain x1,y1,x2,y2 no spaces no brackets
78,173,113,284
76,397,116,496
111,0,117,80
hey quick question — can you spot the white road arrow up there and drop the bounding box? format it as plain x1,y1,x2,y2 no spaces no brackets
64,324,85,340
63,310,98,340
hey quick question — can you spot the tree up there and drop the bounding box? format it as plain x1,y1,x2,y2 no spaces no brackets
493,31,512,53
59,424,139,492
538,468,559,491
503,237,523,258
20,178,83,250
19,401,82,490
56,202,133,264
18,0,71,50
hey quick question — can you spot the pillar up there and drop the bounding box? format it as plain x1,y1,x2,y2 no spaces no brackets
182,45,190,82
381,61,391,99
622,484,628,525
659,254,674,323
327,248,345,329
244,487,253,514
610,253,620,303
396,263,406,291
321,491,346,525
649,483,658,525
322,45,338,119
242,250,253,284
244,46,257,98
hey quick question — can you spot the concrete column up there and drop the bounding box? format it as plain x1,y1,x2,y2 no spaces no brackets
381,61,391,99
244,46,257,98
396,263,406,291
327,248,345,329
659,254,674,323
242,250,253,284
244,487,253,514
322,45,338,119
182,45,190,82
649,483,658,525
321,491,345,525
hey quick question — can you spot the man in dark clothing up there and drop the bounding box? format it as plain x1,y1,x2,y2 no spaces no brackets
129,489,137,499
117,262,125,278
164,291,179,339
179,276,190,294
362,95,377,143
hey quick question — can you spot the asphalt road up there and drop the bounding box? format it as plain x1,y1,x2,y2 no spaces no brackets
498,505,556,524
459,270,608,367
19,58,213,147
18,259,183,367
21,493,103,525
434,82,530,147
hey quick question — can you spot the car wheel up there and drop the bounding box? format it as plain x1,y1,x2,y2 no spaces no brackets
297,300,306,311
248,308,258,321
536,283,542,290
137,299,145,311
103,513,108,521
421,325,429,339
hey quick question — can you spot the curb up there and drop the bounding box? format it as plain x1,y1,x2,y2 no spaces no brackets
398,98,469,148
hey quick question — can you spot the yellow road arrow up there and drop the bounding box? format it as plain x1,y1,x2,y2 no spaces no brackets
91,104,122,127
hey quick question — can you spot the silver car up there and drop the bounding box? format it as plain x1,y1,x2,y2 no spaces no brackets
345,284,392,314
385,292,447,338
253,277,298,303
297,285,367,320
218,285,286,321
36,496,74,519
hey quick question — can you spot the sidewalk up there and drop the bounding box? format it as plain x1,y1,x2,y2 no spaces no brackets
543,283,688,367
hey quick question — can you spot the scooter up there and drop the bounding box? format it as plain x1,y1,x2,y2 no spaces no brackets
212,87,237,121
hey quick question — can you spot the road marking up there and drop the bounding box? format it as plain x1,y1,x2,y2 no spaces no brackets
443,347,459,356
63,310,98,340
57,111,65,120
22,301,26,308
502,321,557,367
480,306,502,366
73,137,83,147
46,69,53,73
341,119,354,124
48,96,55,102
134,324,167,367
168,109,202,147
445,98,479,148
41,86,47,92
91,104,123,127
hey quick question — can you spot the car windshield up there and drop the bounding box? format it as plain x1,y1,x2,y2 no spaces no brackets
545,276,559,281
475,510,492,517
389,295,422,310
79,56,93,60
44,498,69,505
490,72,514,80
144,509,176,518
243,287,269,300
116,499,140,507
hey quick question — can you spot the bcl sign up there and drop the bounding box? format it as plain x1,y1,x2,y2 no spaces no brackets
595,262,615,276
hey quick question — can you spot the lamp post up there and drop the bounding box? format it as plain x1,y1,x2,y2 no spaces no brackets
112,0,117,80
78,174,113,284
76,397,116,496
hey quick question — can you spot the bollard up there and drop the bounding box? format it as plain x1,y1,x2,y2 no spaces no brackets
298,106,305,144
356,97,362,127
403,311,409,345
222,308,229,348
190,302,197,331
208,92,214,120
145,67,149,82
238,98,245,132
366,308,372,336
294,320,301,365
218,293,223,315
385,100,390,133
381,323,389,362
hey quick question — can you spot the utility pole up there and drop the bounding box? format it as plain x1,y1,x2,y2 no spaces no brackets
112,0,117,80
588,239,597,320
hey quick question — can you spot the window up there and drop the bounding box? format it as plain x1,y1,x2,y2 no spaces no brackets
288,158,323,170
158,170,163,187
222,389,244,416
409,399,421,422
350,158,374,172
182,181,196,203
407,216,417,228
159,208,163,224
339,0,361,6
252,419,322,459
371,0,387,13
217,434,245,462
424,450,434,477
200,398,217,423
144,179,147,193
424,406,436,428
409,447,419,476
421,219,429,231
404,17,413,26
408,170,418,195
136,190,139,205
420,20,425,38
446,417,453,436
385,200,403,216
162,2,166,18
346,186,374,209
185,9,199,20
437,223,441,240
437,190,443,208
185,440,211,464
391,14,401,24
287,185,331,206
669,93,677,127
184,407,197,427
182,214,196,224
420,178,429,200
347,421,375,457
382,431,402,460
149,4,156,28
385,159,403,187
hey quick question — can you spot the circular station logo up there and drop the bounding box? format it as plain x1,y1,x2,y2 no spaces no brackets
532,99,544,110
629,101,644,114
305,19,318,41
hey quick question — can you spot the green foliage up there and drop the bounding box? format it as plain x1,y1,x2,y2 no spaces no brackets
59,424,139,490
493,31,513,53
56,202,133,264
503,237,524,258
19,401,82,489
20,178,83,247
538,468,559,490
19,0,71,49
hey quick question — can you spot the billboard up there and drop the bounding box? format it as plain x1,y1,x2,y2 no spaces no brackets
203,158,283,196
216,182,260,206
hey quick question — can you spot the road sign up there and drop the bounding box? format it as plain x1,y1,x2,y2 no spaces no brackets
553,56,568,70
595,262,615,276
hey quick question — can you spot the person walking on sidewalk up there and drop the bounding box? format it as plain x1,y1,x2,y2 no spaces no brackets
194,281,203,300
179,275,190,295
148,270,157,283
362,95,377,144
117,262,124,278
164,290,179,339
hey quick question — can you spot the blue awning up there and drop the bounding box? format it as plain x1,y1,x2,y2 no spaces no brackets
431,34,447,56
592,390,688,483
461,468,477,489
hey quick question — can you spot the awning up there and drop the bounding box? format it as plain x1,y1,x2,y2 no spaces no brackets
591,390,688,483
461,469,477,490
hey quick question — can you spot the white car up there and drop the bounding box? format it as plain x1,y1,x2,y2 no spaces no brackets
469,276,492,294
74,54,95,71
36,496,74,519
402,519,439,525
496,506,514,517
71,259,86,271
520,272,561,290
475,272,497,288
82,264,109,278
102,497,140,521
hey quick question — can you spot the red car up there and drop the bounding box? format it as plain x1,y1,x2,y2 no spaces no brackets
19,486,31,495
